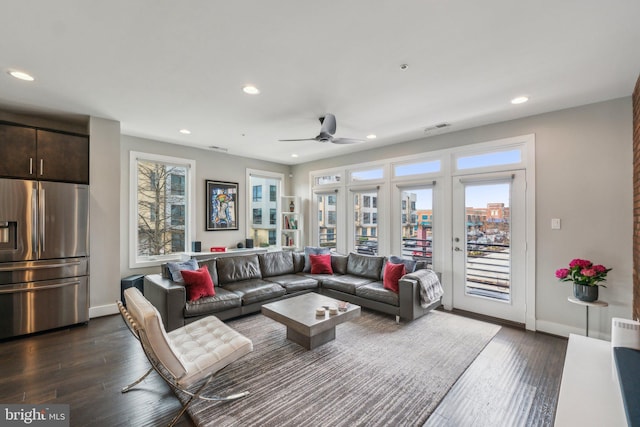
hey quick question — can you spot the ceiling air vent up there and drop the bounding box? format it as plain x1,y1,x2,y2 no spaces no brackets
209,145,228,153
424,123,451,133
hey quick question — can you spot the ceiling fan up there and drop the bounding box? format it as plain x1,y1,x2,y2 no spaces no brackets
278,113,365,144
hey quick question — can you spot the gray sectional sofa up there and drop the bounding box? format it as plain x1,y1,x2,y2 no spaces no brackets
144,250,441,331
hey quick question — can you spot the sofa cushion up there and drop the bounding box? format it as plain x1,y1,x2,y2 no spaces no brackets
322,275,374,295
266,274,319,293
181,266,216,302
303,246,330,272
382,262,406,293
167,259,198,282
347,252,385,280
356,281,400,306
195,257,219,286
293,252,306,272
310,254,333,274
223,279,286,305
389,255,417,273
216,254,262,285
183,287,241,318
331,254,348,275
259,251,294,277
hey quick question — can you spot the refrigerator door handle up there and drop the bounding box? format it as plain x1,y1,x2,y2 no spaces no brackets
32,182,38,257
0,261,81,272
39,186,45,252
0,280,81,294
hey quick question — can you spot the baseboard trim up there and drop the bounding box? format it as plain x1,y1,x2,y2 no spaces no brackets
90,303,119,318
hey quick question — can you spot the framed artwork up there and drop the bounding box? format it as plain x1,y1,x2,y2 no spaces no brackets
206,180,238,231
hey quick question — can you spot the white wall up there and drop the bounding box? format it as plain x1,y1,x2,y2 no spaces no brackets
88,117,121,317
291,97,633,339
118,135,291,280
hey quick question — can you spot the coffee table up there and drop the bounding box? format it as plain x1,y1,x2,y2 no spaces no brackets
261,293,361,350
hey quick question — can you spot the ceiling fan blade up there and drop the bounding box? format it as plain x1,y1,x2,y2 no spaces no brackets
278,138,317,142
331,137,365,145
320,113,337,135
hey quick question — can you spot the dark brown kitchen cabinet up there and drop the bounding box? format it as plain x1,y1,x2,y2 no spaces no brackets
0,123,37,179
36,130,89,184
0,123,89,184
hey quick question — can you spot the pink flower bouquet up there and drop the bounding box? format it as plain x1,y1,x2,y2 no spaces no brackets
555,258,611,287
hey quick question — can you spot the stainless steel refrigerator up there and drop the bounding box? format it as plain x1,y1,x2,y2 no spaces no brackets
0,178,89,339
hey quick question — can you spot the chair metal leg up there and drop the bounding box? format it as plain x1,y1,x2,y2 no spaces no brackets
121,367,154,393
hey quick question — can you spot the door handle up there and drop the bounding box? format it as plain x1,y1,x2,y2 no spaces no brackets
454,247,462,251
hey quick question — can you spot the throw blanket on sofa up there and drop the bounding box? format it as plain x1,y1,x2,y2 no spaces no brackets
404,269,444,308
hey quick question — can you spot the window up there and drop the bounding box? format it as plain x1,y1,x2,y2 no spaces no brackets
170,205,185,226
253,208,262,224
328,211,337,225
456,148,522,170
400,187,433,269
130,152,194,267
171,232,184,252
315,174,341,185
252,185,262,202
247,172,283,248
317,193,338,250
170,174,185,195
351,167,383,181
394,160,441,177
353,189,378,255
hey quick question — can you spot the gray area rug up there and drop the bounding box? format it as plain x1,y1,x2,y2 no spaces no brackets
182,309,501,427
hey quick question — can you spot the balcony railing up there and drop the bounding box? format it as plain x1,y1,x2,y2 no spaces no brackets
401,237,433,269
465,241,510,300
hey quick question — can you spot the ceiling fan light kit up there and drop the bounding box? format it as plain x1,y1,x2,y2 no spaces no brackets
278,113,365,145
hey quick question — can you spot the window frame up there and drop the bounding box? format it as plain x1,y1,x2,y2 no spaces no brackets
129,151,195,268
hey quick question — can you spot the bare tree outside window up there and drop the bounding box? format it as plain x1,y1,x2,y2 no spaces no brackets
137,160,187,257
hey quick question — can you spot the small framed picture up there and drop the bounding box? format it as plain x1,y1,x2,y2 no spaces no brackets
206,180,238,231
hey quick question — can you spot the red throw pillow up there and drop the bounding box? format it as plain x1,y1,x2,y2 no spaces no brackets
383,262,406,293
181,266,216,302
309,254,333,274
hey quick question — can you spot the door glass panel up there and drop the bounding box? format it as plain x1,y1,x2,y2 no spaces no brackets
248,175,280,248
464,182,511,301
456,149,521,170
317,194,337,250
353,190,378,254
400,188,433,269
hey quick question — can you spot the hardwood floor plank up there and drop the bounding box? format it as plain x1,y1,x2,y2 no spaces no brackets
0,313,566,427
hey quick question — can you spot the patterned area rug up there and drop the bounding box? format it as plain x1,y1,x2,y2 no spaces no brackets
182,309,501,427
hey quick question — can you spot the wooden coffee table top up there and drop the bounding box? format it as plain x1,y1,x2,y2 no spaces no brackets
261,293,361,337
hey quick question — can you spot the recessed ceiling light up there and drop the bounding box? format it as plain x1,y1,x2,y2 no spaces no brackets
8,70,34,81
511,96,529,105
179,129,191,135
291,154,299,158
242,85,260,95
399,64,409,71
366,134,377,140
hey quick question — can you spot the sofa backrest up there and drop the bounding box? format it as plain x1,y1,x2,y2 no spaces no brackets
331,253,348,275
216,254,262,285
347,252,385,280
259,251,294,277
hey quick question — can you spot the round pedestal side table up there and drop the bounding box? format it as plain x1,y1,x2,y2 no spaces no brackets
567,297,608,337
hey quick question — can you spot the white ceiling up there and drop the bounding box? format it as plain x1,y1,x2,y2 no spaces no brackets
1,1,639,165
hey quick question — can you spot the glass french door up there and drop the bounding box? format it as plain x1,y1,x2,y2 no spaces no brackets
452,171,526,323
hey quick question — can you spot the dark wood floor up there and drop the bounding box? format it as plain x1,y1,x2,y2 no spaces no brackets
0,313,567,427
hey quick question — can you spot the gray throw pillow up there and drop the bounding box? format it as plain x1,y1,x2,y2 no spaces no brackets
389,255,417,273
303,246,330,273
167,259,198,282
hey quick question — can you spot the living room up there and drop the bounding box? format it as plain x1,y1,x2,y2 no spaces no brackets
1,1,640,426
